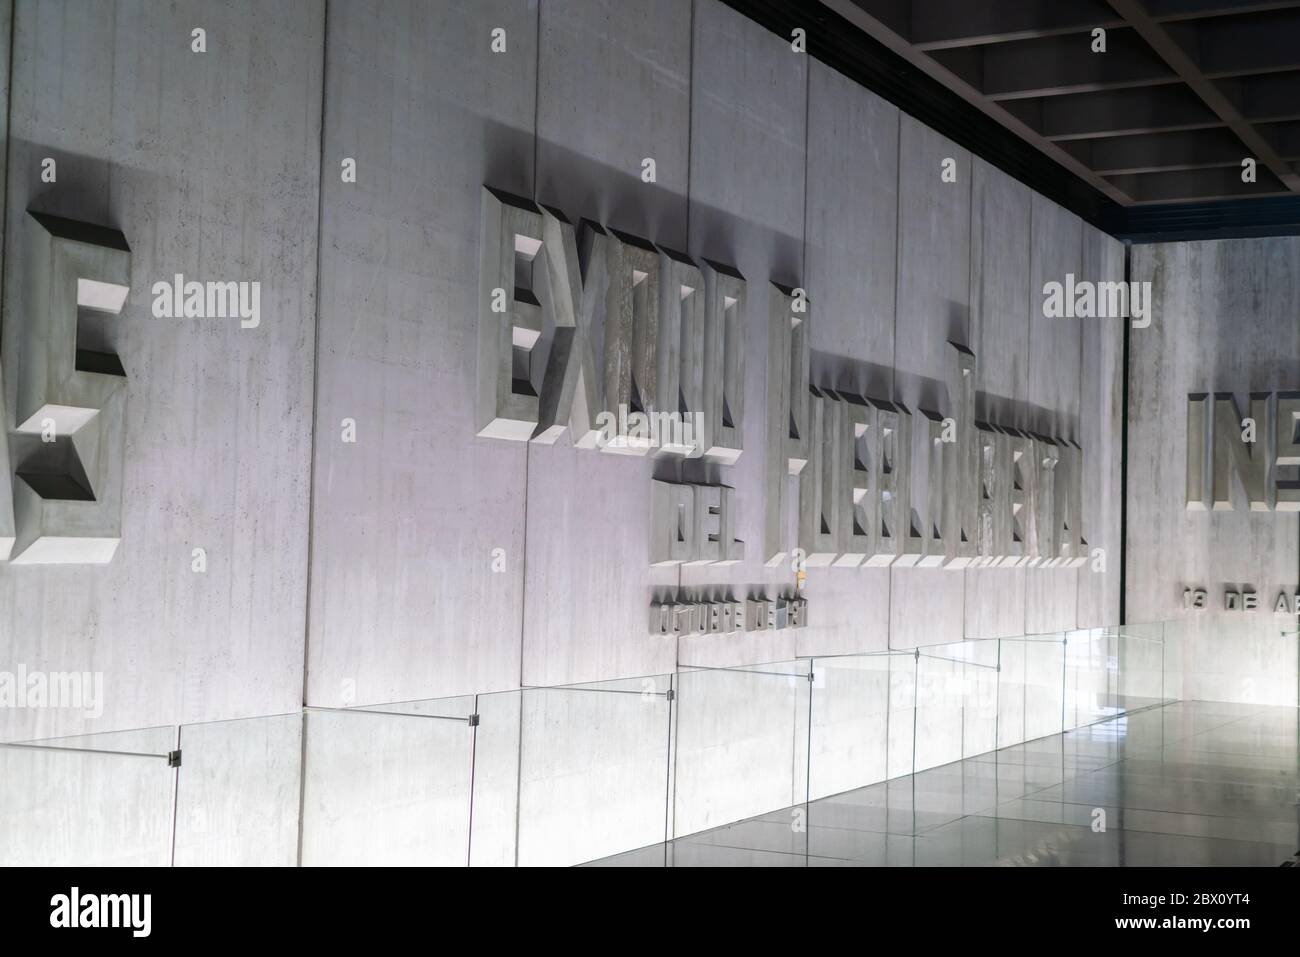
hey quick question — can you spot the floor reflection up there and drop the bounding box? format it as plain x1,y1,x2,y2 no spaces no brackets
586,701,1300,867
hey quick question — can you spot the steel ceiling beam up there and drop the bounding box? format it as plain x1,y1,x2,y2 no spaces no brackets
1104,0,1300,191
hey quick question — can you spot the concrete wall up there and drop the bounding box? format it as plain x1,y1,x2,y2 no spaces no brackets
676,0,807,670
1,0,322,742
0,2,1127,862
305,0,533,708
300,0,1121,708
1127,238,1300,706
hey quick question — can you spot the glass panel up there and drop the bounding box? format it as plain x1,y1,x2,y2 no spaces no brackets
808,653,891,801
355,695,478,720
1063,627,1114,730
996,637,1026,749
1023,634,1067,741
913,639,999,770
298,700,475,865
516,675,672,867
1116,624,1165,711
3,618,1215,868
887,652,918,778
0,726,176,865
673,660,811,843
467,688,522,867
1162,619,1186,703
961,641,1000,758
914,647,964,772
173,712,303,866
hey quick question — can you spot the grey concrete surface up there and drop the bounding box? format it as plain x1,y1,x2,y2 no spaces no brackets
1023,193,1083,635
797,60,897,658
676,0,805,671
0,0,1123,747
305,0,534,707
12,0,1300,874
1127,239,1300,705
520,0,689,689
888,116,971,650
965,159,1030,640
1077,230,1125,629
1,0,322,742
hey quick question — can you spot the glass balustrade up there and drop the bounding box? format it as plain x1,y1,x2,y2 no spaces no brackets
0,619,1278,866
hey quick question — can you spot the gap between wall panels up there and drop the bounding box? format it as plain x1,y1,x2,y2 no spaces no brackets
1120,244,1132,627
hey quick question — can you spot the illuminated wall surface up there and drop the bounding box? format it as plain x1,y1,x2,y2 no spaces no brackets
1127,239,1300,706
0,0,1293,866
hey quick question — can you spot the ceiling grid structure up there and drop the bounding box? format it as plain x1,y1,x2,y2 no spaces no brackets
824,0,1300,205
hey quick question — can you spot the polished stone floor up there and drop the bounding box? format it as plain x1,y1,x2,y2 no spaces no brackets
589,701,1300,866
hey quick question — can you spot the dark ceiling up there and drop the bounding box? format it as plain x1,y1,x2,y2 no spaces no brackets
830,0,1300,205
726,0,1300,239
